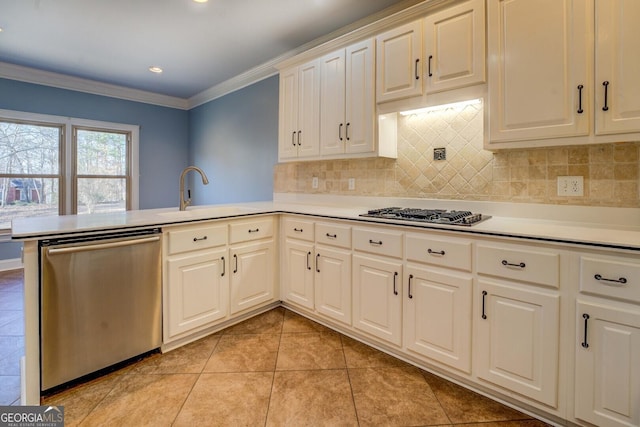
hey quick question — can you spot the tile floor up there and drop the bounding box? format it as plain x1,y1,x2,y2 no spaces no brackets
0,269,550,426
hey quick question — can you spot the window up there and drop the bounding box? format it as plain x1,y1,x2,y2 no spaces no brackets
0,109,139,230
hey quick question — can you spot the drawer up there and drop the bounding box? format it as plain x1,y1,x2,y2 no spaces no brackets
580,256,640,304
477,244,560,288
167,224,227,255
283,217,314,241
315,222,351,248
353,227,403,258
406,233,472,271
229,217,273,244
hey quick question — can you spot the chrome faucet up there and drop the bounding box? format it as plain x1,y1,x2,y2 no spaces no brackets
179,166,209,211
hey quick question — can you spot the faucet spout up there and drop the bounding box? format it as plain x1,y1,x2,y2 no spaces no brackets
179,166,209,211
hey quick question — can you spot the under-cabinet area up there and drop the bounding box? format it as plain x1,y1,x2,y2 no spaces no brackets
279,213,640,427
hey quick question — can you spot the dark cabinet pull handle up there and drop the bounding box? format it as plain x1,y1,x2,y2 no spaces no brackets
339,123,343,141
293,228,303,233
326,233,337,238
297,130,302,145
415,58,420,80
428,55,433,77
221,256,225,277
594,274,627,285
306,251,311,270
481,290,487,319
193,236,208,242
248,228,259,233
393,272,398,295
369,239,383,246
408,274,413,299
292,131,296,146
581,313,590,348
502,260,526,269
427,248,445,256
577,84,584,114
316,253,320,273
345,123,350,141
233,254,238,273
602,81,609,111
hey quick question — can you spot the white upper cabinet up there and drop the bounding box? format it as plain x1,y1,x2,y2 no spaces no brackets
595,0,640,135
375,20,423,103
320,39,375,157
278,60,320,160
487,0,591,144
423,0,485,94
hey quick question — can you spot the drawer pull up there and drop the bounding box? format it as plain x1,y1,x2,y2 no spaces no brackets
306,251,311,271
326,233,337,238
581,313,590,348
408,274,413,299
502,260,525,269
193,236,208,242
594,274,627,285
293,228,304,233
393,272,398,295
481,290,487,319
248,228,260,233
369,239,383,246
427,249,445,256
221,256,225,277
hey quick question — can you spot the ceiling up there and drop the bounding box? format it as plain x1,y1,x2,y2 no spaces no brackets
0,0,414,102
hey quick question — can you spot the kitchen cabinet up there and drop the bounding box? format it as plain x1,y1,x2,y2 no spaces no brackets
487,0,640,148
315,245,352,326
352,227,404,346
320,39,375,156
574,252,640,427
282,217,315,310
376,20,422,103
404,233,473,373
423,0,485,94
278,60,320,160
229,217,276,315
475,243,561,407
163,224,229,341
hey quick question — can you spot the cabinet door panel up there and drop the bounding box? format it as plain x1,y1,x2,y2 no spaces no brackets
279,69,299,159
283,239,314,309
345,39,375,154
575,301,640,427
476,279,560,407
315,246,351,325
298,62,321,157
320,50,346,156
230,241,274,315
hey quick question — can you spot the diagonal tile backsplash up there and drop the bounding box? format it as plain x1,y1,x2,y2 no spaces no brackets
273,102,640,208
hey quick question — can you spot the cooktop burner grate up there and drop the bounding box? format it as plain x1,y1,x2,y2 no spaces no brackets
360,207,489,226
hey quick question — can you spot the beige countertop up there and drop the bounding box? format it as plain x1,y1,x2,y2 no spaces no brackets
11,195,640,250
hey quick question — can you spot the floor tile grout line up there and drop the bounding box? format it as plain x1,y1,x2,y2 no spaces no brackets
263,311,284,427
341,335,362,427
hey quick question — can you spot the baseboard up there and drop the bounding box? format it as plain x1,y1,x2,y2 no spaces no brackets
0,258,23,271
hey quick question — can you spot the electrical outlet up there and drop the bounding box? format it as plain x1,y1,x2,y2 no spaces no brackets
348,178,355,191
312,176,318,189
557,176,584,196
434,147,446,161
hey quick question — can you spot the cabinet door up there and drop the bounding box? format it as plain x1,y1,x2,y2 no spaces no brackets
283,239,314,309
166,248,228,339
376,20,422,103
405,266,472,373
279,68,299,160
297,61,321,158
575,301,640,427
315,246,351,325
476,279,560,407
320,49,347,156
487,0,590,143
230,240,275,315
423,0,485,93
353,254,403,346
345,39,375,154
595,0,640,135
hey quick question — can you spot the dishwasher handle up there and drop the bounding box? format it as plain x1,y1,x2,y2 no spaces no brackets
46,235,160,255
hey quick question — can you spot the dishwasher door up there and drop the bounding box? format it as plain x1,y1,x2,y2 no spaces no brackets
40,229,162,391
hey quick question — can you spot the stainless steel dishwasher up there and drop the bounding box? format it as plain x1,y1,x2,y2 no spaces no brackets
40,228,162,391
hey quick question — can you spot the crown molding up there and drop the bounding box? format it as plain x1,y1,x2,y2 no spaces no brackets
0,62,189,110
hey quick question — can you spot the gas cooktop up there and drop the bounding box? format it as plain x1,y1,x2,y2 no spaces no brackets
360,207,490,226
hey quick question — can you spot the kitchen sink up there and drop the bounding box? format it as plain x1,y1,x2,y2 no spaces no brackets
157,205,259,219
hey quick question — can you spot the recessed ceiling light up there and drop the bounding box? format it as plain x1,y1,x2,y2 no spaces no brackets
148,66,163,74
193,0,208,3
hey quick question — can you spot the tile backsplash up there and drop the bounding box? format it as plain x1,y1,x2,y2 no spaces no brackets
273,103,640,208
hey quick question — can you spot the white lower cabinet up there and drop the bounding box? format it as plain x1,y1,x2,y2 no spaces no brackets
230,240,275,315
575,300,640,427
315,245,352,325
475,279,560,407
282,238,315,309
404,265,472,373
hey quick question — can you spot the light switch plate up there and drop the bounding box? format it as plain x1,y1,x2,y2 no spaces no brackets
348,178,355,190
312,177,318,189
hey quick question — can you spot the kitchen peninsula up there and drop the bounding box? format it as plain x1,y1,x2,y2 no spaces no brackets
13,195,640,427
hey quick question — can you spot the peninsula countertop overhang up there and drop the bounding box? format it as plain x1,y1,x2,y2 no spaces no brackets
10,197,640,251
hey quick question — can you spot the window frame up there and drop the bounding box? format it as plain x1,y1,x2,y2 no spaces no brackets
0,108,139,229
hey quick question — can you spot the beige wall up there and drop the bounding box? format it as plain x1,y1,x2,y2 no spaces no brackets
274,103,640,208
